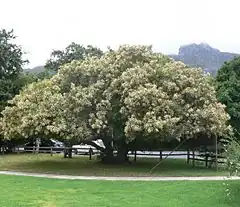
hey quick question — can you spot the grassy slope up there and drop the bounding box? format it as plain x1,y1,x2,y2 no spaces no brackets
0,154,227,177
0,175,239,207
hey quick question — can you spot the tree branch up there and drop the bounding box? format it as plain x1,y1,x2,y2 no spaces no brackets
79,135,105,151
81,140,105,151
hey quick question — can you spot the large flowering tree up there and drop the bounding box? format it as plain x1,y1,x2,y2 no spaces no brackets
0,45,231,162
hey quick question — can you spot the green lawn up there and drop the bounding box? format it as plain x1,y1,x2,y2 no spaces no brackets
0,175,239,207
0,153,227,177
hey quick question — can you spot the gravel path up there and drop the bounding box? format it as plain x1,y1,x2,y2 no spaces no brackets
0,171,239,181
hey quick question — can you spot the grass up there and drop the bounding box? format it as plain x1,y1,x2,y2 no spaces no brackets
0,153,228,177
0,175,239,207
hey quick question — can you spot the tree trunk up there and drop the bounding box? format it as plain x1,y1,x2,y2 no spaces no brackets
116,138,130,163
116,148,129,163
103,139,113,156
101,138,115,163
64,148,67,158
102,142,129,164
63,139,73,159
68,148,72,158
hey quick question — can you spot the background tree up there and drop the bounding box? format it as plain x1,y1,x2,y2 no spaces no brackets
0,29,31,114
0,73,36,112
1,45,231,163
45,42,103,71
0,29,34,150
0,29,28,79
34,70,53,80
216,57,240,138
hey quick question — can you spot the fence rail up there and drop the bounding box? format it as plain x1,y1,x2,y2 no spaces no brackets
1,146,226,169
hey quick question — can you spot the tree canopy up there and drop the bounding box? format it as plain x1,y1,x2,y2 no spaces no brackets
1,45,231,162
0,29,27,79
45,42,103,71
216,57,240,137
0,29,33,114
0,73,37,112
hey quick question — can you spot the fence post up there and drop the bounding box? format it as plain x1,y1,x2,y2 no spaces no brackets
69,148,72,158
50,147,53,156
64,148,67,158
187,149,190,164
89,148,92,160
192,149,195,167
205,150,208,168
215,136,218,171
160,150,162,161
134,150,137,162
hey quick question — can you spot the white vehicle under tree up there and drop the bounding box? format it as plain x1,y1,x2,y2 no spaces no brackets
72,139,105,155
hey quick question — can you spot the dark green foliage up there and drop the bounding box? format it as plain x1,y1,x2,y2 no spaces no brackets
45,42,103,71
0,73,36,113
0,29,53,115
0,29,34,114
34,70,53,80
216,57,240,137
24,66,55,80
0,29,28,79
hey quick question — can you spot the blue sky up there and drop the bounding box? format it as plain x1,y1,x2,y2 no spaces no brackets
1,0,240,68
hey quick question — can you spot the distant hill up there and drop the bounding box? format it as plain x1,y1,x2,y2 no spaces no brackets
24,66,45,74
169,43,239,76
24,44,239,76
24,66,56,76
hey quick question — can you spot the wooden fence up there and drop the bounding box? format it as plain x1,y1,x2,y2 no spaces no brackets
1,146,225,169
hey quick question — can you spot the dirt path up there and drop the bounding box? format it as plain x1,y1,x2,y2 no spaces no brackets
0,170,239,181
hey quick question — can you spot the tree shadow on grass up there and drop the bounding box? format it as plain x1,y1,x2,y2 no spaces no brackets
4,155,226,177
